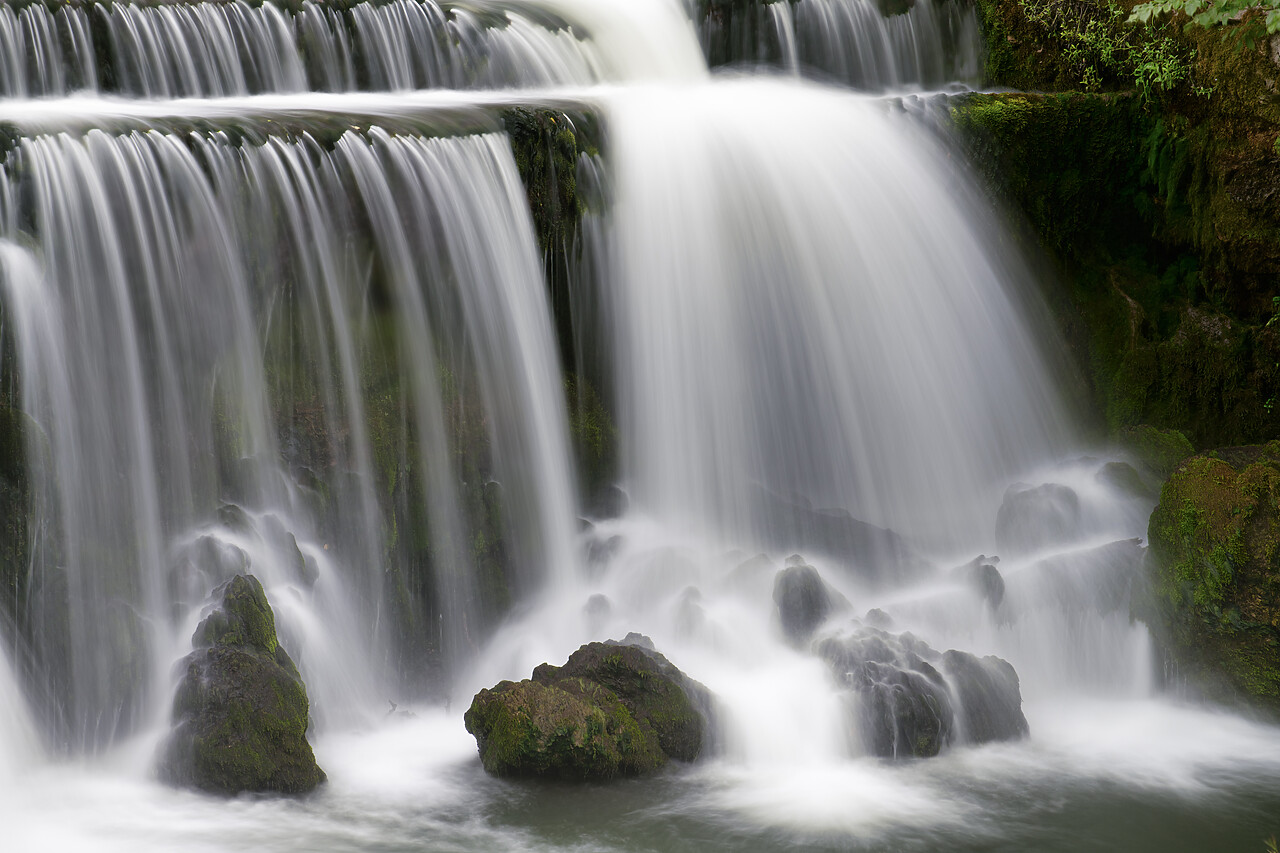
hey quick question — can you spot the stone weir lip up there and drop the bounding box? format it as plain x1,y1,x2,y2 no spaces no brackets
0,88,606,137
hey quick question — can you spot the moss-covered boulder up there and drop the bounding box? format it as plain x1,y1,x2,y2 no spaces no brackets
1146,443,1280,712
464,637,712,780
159,575,325,794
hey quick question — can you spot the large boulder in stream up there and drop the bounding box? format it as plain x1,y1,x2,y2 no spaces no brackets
816,626,1028,759
1146,444,1280,712
464,636,713,780
159,575,325,794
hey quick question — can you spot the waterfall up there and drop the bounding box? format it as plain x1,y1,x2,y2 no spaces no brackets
699,0,981,88
0,0,609,99
0,124,578,748
0,0,1277,848
602,81,1067,548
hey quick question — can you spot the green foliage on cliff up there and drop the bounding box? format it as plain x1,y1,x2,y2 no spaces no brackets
959,0,1280,447
1131,0,1280,50
1147,445,1280,711
977,0,1199,97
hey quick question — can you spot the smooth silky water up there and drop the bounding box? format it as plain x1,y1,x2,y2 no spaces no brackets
0,0,1278,850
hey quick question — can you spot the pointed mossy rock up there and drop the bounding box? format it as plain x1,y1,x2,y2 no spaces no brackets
464,638,712,780
159,575,325,795
1147,443,1280,713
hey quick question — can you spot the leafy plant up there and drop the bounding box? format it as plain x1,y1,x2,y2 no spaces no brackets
1020,0,1196,99
1130,0,1280,50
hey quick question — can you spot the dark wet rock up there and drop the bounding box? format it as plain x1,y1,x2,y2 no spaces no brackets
589,484,629,520
995,482,1082,556
216,502,254,536
465,637,713,779
940,650,1030,743
584,533,623,574
952,555,1005,610
752,486,932,584
159,575,324,795
816,626,1028,759
773,563,836,645
168,535,250,608
262,514,317,587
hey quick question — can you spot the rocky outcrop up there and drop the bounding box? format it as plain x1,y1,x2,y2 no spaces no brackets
817,625,1028,759
159,575,325,795
464,636,712,780
1146,443,1280,712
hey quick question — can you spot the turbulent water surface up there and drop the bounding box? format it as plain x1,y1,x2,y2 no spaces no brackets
0,0,1278,850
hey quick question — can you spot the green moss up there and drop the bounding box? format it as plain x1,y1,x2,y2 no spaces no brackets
463,677,665,780
565,373,618,507
952,65,1280,444
193,575,280,656
1116,424,1195,478
164,575,324,794
1147,445,1280,711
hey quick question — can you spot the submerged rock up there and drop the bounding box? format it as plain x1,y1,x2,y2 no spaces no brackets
995,482,1082,556
752,486,932,584
1096,460,1158,501
159,575,324,794
816,625,1028,759
464,637,713,780
1146,444,1280,712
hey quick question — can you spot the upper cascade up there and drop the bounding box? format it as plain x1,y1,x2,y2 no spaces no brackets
0,0,984,100
0,0,612,99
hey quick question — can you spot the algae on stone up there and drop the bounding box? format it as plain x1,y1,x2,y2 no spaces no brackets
159,574,325,794
1147,443,1280,712
464,638,712,780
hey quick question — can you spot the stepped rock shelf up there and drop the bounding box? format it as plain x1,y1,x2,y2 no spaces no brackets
0,0,1279,850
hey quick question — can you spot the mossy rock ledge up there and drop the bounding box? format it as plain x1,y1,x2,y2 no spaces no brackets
464,636,714,780
1147,443,1280,713
159,574,325,794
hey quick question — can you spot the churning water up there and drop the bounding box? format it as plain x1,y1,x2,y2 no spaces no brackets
0,0,1278,850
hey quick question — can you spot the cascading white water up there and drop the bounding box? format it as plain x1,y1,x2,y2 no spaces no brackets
0,0,611,98
0,0,1278,848
698,0,981,88
0,122,580,747
786,0,982,88
603,81,1068,549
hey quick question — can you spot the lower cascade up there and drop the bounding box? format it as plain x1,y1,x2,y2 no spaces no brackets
0,0,1277,849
